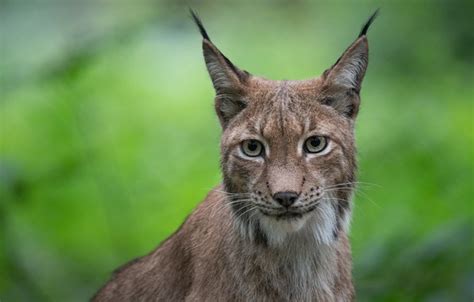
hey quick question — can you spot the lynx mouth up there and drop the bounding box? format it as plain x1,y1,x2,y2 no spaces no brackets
259,203,320,220
274,212,303,220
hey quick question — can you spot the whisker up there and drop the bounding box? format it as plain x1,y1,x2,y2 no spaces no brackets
211,189,252,197
296,200,322,210
235,205,258,221
323,188,354,193
352,190,380,208
325,191,380,209
245,210,259,224
323,181,381,190
253,202,280,211
211,198,253,215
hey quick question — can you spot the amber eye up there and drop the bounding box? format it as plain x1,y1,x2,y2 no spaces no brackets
304,136,328,154
241,139,264,157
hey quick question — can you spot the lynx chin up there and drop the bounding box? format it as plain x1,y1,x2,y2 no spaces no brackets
94,9,379,302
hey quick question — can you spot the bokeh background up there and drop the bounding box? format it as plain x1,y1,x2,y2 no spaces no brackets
1,1,473,301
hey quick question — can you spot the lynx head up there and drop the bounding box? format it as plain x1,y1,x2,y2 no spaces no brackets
192,10,377,246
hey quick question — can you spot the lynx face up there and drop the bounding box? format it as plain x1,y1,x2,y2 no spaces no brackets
192,11,374,246
220,79,357,244
219,78,358,245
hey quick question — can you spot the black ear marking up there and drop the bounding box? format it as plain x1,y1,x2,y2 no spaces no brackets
189,8,211,41
358,8,380,37
321,10,379,112
190,9,245,80
189,9,251,128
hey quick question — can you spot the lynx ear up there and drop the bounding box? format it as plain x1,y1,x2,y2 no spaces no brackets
190,10,250,127
324,36,369,90
321,10,378,118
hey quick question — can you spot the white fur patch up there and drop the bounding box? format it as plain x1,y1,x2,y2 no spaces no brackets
340,192,354,233
308,200,338,245
259,214,310,246
257,198,338,247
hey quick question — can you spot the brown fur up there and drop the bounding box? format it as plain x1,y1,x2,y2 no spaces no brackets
93,11,377,302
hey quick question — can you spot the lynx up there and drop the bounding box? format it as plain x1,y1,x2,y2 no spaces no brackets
94,9,378,302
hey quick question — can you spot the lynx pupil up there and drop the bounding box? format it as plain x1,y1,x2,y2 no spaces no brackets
242,139,263,157
310,137,321,147
304,136,327,153
248,141,258,151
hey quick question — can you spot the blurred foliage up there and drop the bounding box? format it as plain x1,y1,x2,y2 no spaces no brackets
0,1,473,301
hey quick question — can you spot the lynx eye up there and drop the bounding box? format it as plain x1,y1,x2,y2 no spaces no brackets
241,139,264,157
304,136,328,154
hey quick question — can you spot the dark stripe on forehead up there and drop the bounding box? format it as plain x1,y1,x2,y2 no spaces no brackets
277,83,293,163
275,82,290,137
279,105,285,137
247,117,261,135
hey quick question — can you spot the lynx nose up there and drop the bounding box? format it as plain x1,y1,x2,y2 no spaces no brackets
273,191,299,208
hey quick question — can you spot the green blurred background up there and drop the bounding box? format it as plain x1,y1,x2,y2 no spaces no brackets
0,1,472,301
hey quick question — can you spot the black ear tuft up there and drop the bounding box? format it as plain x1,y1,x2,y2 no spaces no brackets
189,8,211,41
358,8,380,38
